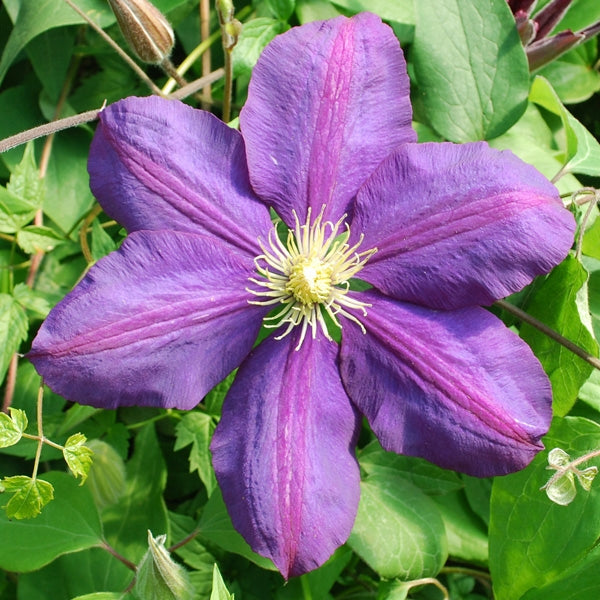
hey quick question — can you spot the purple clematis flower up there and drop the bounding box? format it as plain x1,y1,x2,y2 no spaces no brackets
29,13,575,578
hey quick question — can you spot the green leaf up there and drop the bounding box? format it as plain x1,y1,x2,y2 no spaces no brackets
330,0,414,24
13,282,51,317
550,0,600,32
519,543,600,600
134,531,194,600
233,18,287,78
489,416,600,600
174,412,216,495
86,439,127,510
520,255,598,416
63,433,94,484
210,564,234,600
70,594,124,600
91,218,117,261
43,131,96,233
0,186,36,233
17,547,132,600
199,488,276,571
530,76,600,177
583,217,600,260
0,407,27,448
0,293,28,383
538,40,600,104
432,491,489,565
488,103,582,195
295,0,341,23
6,142,44,209
347,474,447,579
1,475,54,520
0,0,114,87
17,225,65,253
103,425,169,562
358,440,463,496
412,0,529,141
0,471,103,571
263,0,295,21
169,512,214,597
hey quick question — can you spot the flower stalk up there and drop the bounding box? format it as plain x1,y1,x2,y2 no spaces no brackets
217,0,242,122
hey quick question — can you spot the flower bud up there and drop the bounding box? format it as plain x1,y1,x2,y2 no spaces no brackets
107,0,175,64
527,30,583,70
135,531,194,600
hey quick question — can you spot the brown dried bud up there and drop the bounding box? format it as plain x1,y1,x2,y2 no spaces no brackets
107,0,175,64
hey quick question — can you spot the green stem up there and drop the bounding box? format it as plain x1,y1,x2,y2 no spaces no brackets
100,540,137,572
168,529,200,552
404,578,449,599
160,4,251,96
31,382,45,481
21,432,64,451
300,576,313,600
0,109,102,154
126,409,181,430
79,203,104,264
222,47,233,123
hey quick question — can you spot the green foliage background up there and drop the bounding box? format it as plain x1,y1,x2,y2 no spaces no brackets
1,0,600,598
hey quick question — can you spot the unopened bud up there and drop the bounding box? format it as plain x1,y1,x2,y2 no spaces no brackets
514,11,538,45
531,0,573,41
527,29,583,70
107,0,175,64
135,531,194,600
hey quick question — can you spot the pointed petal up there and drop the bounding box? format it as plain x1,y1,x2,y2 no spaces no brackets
29,231,266,409
211,331,361,578
89,96,272,256
240,13,415,226
339,292,552,476
353,142,575,310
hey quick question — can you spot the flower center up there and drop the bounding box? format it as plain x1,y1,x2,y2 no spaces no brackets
247,206,376,350
286,256,333,305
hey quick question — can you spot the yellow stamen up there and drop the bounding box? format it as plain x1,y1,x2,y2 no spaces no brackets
247,206,376,350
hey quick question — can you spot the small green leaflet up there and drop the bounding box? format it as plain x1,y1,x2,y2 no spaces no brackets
174,412,217,495
1,476,54,519
63,433,94,484
0,407,27,448
0,293,28,384
542,448,599,506
16,225,65,254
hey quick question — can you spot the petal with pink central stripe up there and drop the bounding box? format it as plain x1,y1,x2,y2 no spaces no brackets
352,142,575,310
211,331,361,578
339,291,552,477
241,13,415,226
29,230,266,409
89,96,272,257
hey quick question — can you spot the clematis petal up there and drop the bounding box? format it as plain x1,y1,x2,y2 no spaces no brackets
29,231,266,409
353,142,575,310
89,96,272,256
211,331,361,579
339,291,552,476
240,12,415,226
